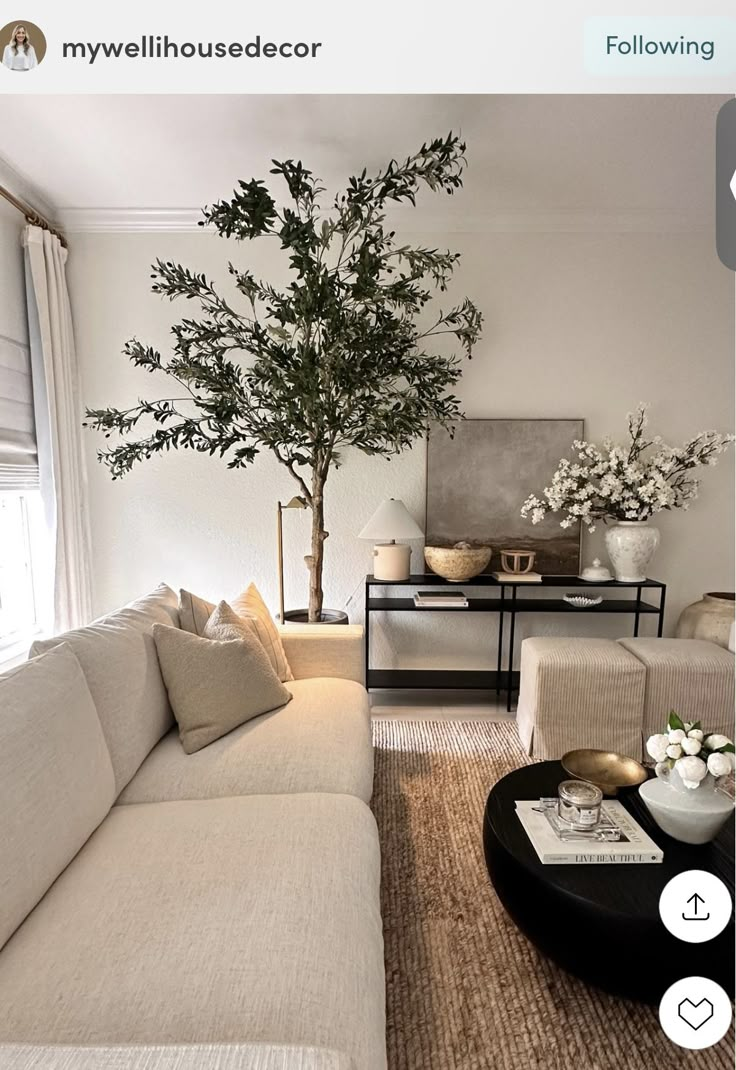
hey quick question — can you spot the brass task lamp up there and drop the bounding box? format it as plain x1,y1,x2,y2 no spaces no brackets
276,495,308,623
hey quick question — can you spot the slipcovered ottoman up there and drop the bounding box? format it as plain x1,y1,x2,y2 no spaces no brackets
517,637,646,760
619,638,735,742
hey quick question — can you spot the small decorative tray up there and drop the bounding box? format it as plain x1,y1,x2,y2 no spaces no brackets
563,594,603,609
535,798,624,842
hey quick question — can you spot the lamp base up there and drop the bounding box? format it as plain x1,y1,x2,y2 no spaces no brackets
372,543,411,581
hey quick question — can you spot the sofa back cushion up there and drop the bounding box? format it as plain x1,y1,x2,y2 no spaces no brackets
30,584,179,795
0,644,115,950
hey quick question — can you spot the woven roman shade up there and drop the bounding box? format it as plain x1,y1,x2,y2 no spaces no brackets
0,332,38,491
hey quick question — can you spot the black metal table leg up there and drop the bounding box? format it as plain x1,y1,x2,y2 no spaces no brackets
634,586,642,637
364,580,370,688
658,585,667,637
506,587,517,712
496,586,505,695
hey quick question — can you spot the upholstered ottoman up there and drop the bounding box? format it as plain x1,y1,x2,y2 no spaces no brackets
517,638,646,760
619,638,735,742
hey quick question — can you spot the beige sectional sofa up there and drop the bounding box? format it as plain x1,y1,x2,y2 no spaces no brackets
0,585,385,1070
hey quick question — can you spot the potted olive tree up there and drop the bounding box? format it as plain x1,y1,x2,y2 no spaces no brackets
85,134,483,622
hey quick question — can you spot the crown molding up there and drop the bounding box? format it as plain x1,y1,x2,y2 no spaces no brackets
0,157,57,225
56,205,710,236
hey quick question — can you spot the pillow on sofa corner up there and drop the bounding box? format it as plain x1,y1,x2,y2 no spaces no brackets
204,600,261,644
178,589,216,637
152,624,292,754
231,583,294,682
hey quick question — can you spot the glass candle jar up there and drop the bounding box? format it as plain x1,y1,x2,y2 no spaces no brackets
558,779,603,830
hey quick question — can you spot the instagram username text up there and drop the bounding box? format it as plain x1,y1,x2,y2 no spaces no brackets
62,36,323,65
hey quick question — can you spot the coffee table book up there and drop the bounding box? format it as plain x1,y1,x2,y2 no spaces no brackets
515,800,663,865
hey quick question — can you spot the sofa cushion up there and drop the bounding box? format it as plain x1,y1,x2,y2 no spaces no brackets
0,645,115,951
0,1043,356,1070
0,794,386,1070
30,584,179,794
118,678,373,804
152,624,292,754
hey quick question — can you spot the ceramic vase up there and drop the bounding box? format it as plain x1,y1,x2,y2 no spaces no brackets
604,521,660,582
676,592,735,649
638,764,735,845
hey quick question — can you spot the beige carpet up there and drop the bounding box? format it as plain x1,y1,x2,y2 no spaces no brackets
372,718,733,1070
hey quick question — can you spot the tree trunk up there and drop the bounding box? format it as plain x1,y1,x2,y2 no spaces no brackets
305,473,328,622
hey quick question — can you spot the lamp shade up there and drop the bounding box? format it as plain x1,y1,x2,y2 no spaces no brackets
358,498,423,541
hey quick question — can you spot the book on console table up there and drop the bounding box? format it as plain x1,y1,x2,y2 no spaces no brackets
515,800,663,865
414,590,469,607
492,571,542,583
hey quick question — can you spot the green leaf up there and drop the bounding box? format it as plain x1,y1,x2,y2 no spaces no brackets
667,710,685,732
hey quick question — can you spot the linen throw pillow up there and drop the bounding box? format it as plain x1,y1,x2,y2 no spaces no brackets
152,624,292,754
178,589,216,637
231,582,294,682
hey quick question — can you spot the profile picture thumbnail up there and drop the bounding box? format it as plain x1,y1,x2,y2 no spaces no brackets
1,21,46,71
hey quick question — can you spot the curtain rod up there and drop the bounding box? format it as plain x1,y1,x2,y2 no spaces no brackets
0,183,67,248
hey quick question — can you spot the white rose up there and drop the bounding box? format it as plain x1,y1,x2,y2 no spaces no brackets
675,755,708,789
687,729,704,742
707,752,734,778
705,734,732,751
680,738,702,756
646,733,670,763
668,729,686,744
666,744,683,760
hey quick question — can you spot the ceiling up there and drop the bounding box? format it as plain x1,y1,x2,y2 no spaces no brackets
0,95,725,226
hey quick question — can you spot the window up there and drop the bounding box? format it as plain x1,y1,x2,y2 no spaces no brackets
0,490,43,656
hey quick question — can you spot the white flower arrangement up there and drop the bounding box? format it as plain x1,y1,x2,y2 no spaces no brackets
521,403,734,533
646,711,735,789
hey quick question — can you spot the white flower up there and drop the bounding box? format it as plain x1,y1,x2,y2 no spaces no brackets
666,744,683,760
707,752,734,778
675,755,708,788
704,734,732,751
654,762,671,779
646,733,670,763
668,729,686,744
687,729,704,742
680,737,702,756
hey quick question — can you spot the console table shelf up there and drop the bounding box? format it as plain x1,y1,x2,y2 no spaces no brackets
364,572,667,711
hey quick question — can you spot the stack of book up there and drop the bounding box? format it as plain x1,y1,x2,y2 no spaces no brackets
515,800,663,865
413,590,469,608
492,570,542,583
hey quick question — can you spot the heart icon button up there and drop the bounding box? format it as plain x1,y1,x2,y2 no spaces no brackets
678,998,714,1031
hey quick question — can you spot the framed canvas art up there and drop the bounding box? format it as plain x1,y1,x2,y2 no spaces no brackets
425,418,584,575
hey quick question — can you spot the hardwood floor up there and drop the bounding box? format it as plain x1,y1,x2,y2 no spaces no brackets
370,689,515,722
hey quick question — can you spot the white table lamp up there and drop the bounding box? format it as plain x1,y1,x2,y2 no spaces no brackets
358,498,423,581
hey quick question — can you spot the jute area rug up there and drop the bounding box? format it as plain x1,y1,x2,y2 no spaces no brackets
372,718,733,1070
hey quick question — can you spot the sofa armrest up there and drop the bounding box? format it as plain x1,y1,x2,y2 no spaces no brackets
278,624,364,685
0,1044,357,1070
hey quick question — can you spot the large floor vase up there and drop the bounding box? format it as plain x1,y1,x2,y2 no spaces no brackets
604,520,660,582
676,592,735,649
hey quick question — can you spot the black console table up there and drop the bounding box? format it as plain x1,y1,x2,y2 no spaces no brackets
364,573,666,710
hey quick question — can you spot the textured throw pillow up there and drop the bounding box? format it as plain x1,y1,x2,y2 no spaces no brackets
178,589,216,637
204,600,260,644
231,582,294,682
152,624,292,754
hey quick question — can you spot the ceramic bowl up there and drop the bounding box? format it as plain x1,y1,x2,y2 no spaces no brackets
563,594,603,609
424,545,491,582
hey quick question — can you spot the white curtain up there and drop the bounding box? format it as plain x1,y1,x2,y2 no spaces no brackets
23,225,93,634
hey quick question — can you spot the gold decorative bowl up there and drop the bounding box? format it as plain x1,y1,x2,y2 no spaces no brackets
561,748,648,796
424,545,492,582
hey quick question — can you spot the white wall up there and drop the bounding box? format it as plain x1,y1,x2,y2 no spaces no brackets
67,222,734,668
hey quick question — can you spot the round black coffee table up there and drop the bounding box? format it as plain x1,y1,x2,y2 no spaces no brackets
483,762,735,1004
